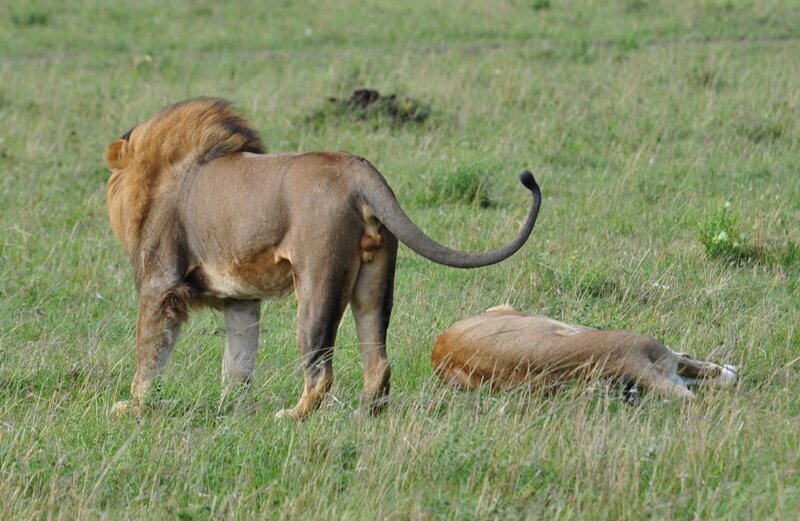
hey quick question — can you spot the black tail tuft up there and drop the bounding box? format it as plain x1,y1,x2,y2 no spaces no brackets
519,170,537,192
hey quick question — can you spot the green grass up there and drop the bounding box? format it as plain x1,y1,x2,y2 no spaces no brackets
1,0,799,518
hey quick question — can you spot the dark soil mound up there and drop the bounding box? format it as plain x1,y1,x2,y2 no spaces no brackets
308,88,430,127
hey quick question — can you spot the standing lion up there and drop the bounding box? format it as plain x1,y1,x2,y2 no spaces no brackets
106,98,541,419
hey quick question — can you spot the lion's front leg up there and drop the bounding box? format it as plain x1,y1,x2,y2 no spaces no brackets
113,283,190,417
222,299,261,394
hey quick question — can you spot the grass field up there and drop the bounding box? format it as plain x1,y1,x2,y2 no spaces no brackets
1,0,799,518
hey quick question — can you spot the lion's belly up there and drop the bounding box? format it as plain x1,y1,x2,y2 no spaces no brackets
194,251,295,300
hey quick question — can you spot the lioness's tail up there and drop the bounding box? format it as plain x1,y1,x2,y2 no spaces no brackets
360,169,541,268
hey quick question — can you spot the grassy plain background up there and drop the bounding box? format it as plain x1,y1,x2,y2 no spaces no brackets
1,0,799,518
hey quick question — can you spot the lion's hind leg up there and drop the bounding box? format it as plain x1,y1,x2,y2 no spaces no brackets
351,231,397,415
276,237,362,420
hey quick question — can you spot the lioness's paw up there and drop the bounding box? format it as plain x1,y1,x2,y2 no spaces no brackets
719,365,738,385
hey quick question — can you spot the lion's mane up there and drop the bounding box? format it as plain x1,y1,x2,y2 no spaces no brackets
105,98,264,251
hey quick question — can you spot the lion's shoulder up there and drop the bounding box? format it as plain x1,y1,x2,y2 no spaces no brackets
105,98,265,251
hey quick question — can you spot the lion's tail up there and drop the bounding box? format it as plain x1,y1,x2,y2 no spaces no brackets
359,167,541,269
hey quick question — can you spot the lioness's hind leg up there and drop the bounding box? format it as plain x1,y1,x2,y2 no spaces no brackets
351,232,397,415
222,299,261,389
676,354,737,387
639,370,696,401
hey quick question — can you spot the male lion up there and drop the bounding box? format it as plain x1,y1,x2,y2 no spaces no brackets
106,98,541,419
433,305,737,400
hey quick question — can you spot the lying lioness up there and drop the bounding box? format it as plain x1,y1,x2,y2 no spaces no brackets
432,305,737,399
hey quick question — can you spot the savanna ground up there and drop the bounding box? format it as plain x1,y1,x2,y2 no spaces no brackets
1,1,799,518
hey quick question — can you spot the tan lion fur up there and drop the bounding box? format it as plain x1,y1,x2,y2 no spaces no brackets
433,305,737,400
105,98,541,419
106,98,264,254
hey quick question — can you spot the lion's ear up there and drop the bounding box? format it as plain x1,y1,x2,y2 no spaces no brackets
106,139,128,170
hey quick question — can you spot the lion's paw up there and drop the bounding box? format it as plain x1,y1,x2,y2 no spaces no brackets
274,408,301,420
112,400,131,414
111,400,143,419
